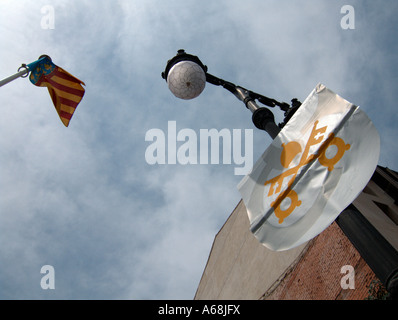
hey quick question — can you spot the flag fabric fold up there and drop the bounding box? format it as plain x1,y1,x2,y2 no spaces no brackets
29,56,85,127
238,84,380,251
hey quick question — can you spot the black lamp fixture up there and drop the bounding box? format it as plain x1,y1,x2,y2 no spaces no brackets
162,49,301,139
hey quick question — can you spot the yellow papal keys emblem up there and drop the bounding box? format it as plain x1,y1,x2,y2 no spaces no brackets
264,120,351,224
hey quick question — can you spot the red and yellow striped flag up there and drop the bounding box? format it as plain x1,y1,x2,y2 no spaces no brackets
29,56,85,127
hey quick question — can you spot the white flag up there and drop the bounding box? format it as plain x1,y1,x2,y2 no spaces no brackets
238,84,380,251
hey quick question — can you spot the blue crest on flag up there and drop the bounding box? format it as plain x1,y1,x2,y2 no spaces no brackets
28,57,56,85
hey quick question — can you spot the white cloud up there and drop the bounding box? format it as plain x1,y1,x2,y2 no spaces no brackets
125,166,239,299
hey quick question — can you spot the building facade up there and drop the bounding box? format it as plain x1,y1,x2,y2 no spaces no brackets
194,166,398,300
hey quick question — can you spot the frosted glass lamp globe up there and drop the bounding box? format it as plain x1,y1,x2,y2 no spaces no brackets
167,61,206,100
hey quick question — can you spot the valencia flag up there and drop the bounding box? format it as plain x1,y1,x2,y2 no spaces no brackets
29,56,85,127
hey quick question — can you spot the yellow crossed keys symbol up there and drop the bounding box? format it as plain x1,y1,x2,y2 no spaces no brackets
264,121,351,224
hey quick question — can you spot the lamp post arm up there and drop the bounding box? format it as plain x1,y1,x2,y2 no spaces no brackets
206,73,257,110
205,73,290,111
205,72,281,139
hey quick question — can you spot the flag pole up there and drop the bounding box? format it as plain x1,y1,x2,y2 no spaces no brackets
0,55,49,88
0,66,30,87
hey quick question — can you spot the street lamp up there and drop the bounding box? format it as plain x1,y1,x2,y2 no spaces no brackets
161,49,301,139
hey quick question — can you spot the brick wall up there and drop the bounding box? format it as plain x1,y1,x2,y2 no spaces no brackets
262,222,382,300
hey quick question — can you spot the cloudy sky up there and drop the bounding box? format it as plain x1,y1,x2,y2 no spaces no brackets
0,0,397,299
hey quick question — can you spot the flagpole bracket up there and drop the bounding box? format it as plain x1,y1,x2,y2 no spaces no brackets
17,64,29,78
38,54,52,62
